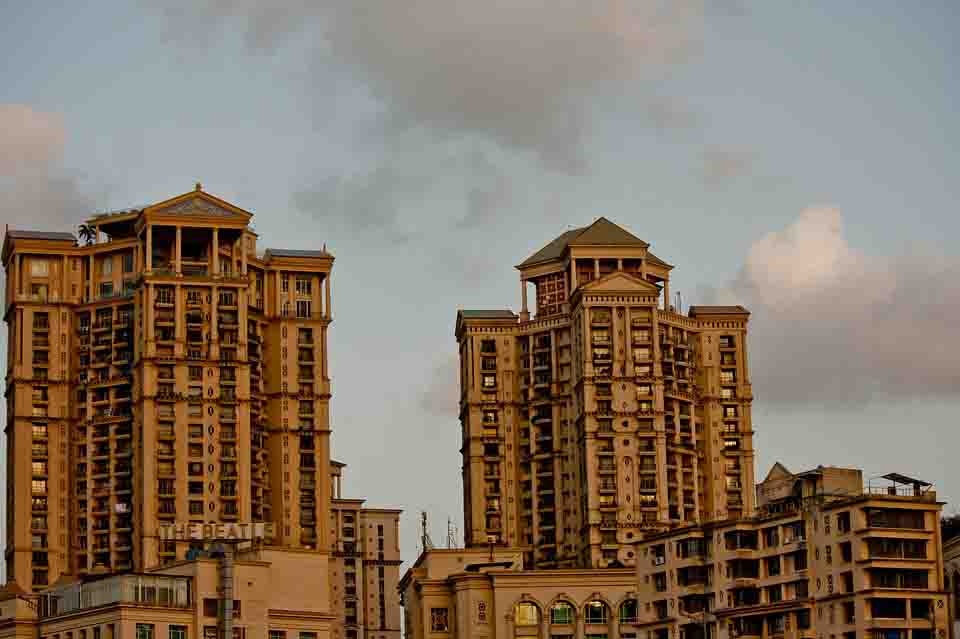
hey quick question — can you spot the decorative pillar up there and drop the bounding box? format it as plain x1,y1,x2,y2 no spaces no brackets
13,254,21,297
594,259,600,280
640,258,646,281
241,236,248,275
520,279,529,320
617,258,623,271
88,254,94,302
324,272,332,320
663,280,670,312
570,259,577,293
146,224,153,272
175,225,182,275
212,228,219,275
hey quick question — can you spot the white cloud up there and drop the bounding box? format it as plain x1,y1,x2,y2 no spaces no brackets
715,207,960,404
0,104,92,231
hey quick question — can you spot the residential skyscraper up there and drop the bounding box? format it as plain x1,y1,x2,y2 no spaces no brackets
455,218,755,569
2,185,338,589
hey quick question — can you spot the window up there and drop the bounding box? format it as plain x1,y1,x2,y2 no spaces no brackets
550,601,575,625
298,634,316,639
431,608,449,632
515,602,540,626
123,252,134,273
169,627,187,639
296,300,312,318
837,511,851,532
281,274,289,293
619,599,638,624
584,601,609,625
136,625,154,639
482,374,496,389
269,633,286,639
102,258,113,276
203,598,218,617
295,276,312,295
31,260,49,276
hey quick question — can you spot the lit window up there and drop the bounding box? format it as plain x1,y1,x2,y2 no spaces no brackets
515,602,540,626
31,260,49,276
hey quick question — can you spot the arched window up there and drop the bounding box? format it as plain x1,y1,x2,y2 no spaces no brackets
515,602,540,627
619,599,639,624
550,601,575,625
584,600,609,625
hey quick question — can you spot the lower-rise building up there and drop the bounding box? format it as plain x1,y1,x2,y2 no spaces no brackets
0,548,335,639
636,465,948,639
401,465,950,639
943,536,959,639
329,462,402,639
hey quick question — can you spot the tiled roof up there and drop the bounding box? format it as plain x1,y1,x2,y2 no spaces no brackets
687,305,750,316
5,229,76,242
519,217,648,267
458,309,517,320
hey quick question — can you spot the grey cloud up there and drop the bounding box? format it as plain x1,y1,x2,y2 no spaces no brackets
151,0,706,169
702,147,752,185
711,207,960,405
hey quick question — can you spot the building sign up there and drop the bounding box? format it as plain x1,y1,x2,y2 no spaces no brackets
159,522,275,542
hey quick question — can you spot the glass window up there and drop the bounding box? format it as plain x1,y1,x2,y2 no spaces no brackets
269,633,286,639
619,599,638,623
169,627,187,639
515,602,540,626
136,625,154,639
431,608,449,632
584,601,609,625
550,601,575,625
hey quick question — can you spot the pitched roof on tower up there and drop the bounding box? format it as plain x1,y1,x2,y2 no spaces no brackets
519,217,649,267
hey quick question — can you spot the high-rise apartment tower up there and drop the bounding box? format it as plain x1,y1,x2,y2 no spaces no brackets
455,218,755,569
3,186,335,589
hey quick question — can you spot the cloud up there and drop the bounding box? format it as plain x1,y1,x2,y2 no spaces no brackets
420,356,460,418
151,0,706,170
293,144,514,239
702,147,752,185
0,104,93,231
712,207,960,404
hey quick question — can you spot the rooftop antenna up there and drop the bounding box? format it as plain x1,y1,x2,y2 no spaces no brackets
420,511,434,552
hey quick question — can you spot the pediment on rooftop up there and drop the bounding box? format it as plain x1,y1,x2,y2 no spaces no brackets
146,188,253,223
579,271,661,294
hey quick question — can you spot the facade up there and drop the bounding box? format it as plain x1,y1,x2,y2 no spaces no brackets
636,465,949,639
944,536,959,639
3,184,337,589
0,548,335,639
456,218,755,569
399,548,639,639
329,462,403,639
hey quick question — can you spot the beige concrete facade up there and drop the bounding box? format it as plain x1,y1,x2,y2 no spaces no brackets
636,465,948,639
944,537,959,639
456,218,755,570
400,548,639,639
0,548,335,639
3,185,337,589
329,462,403,639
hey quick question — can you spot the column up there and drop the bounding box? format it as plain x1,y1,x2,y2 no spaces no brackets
570,259,578,292
146,224,153,272
617,258,623,272
241,236,248,275
594,259,600,280
175,226,182,275
663,280,670,312
88,254,94,302
212,228,219,275
13,254,20,297
521,279,529,318
324,272,332,320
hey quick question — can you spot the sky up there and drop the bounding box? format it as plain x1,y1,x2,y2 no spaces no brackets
1,1,958,572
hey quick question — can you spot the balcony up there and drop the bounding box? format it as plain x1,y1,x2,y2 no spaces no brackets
38,574,192,618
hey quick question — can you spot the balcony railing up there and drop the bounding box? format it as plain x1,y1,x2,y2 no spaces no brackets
38,574,192,618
